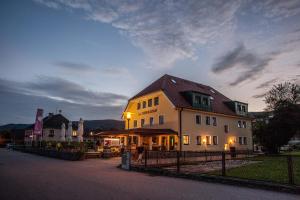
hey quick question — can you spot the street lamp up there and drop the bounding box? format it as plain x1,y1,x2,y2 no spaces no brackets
126,112,131,130
125,112,131,151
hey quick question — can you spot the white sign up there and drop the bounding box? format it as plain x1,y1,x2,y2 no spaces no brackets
104,138,120,147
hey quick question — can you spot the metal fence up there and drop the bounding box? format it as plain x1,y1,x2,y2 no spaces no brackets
130,150,299,186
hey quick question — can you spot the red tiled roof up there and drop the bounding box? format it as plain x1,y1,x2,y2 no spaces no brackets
130,74,242,117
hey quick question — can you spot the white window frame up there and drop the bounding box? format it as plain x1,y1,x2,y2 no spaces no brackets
149,117,154,126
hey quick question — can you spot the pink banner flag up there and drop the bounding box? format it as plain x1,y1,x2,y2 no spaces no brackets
33,108,43,135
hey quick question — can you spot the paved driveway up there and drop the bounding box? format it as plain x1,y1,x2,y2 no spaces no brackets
0,149,299,200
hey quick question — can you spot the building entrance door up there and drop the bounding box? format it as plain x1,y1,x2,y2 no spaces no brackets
169,136,175,150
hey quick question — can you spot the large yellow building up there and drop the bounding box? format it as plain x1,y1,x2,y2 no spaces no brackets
100,74,253,152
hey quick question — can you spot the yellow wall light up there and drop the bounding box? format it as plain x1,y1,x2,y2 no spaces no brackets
126,112,132,119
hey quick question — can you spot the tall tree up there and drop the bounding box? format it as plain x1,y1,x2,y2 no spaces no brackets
254,82,300,153
265,82,300,110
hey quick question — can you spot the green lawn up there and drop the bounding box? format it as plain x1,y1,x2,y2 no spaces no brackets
281,151,300,156
222,156,300,185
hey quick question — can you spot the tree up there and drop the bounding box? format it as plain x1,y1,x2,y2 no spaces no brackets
265,82,300,110
253,82,300,154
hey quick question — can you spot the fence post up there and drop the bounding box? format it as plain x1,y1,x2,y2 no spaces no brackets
177,151,180,173
222,151,226,176
287,155,294,185
144,149,147,169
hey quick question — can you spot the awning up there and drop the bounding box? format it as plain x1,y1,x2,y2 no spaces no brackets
94,128,177,137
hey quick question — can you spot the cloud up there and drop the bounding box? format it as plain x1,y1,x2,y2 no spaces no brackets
54,61,132,79
252,92,267,99
33,0,60,9
0,77,128,123
212,43,279,86
33,0,242,68
55,61,95,71
255,78,278,89
28,76,128,106
250,0,300,21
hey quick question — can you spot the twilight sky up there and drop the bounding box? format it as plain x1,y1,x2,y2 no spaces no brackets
0,0,300,124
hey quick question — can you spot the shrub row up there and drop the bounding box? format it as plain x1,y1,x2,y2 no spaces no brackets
13,146,85,161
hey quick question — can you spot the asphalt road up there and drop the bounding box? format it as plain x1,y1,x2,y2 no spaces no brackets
0,149,299,200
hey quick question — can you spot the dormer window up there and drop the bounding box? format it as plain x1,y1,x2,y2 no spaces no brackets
203,97,209,106
195,96,201,104
238,105,242,111
242,106,246,112
225,101,248,116
182,91,212,111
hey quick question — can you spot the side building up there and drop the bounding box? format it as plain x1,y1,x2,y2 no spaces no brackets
98,74,253,152
24,113,84,144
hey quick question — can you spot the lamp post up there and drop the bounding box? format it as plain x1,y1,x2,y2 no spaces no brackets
126,112,131,151
202,138,207,161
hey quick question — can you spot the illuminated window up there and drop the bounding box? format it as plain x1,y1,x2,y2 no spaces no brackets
196,136,201,145
120,137,125,144
212,117,217,126
206,136,212,145
152,136,158,145
213,136,218,145
148,99,152,107
72,131,77,136
183,135,190,145
196,115,201,124
161,136,167,146
154,97,159,106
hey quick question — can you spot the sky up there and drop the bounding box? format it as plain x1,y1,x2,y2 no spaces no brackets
0,0,300,124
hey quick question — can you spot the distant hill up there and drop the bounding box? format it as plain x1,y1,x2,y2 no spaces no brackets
83,119,124,132
0,124,31,131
